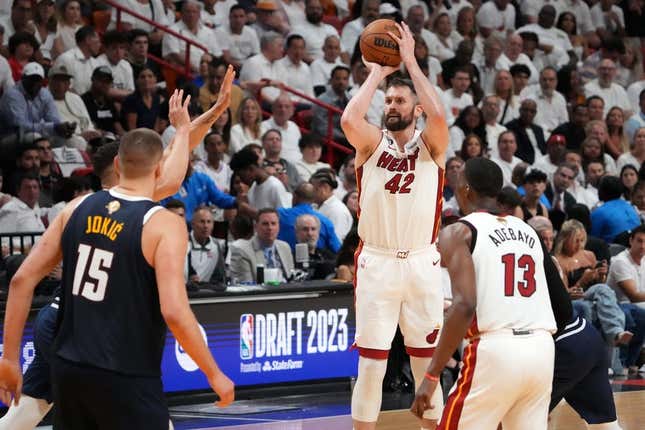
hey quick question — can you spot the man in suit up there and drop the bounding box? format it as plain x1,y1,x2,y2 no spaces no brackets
230,208,295,283
545,163,577,230
505,98,546,164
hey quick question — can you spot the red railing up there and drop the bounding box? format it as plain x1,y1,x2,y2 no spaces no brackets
103,0,207,78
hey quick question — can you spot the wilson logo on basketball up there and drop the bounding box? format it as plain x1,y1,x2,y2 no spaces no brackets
373,37,398,49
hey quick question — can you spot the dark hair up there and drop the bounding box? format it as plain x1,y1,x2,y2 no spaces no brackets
8,31,39,55
497,186,522,209
640,88,645,103
75,25,96,45
518,31,538,44
567,204,591,232
128,28,149,43
15,172,39,194
229,147,260,171
102,29,128,46
286,33,305,48
601,36,625,55
523,168,547,184
53,176,91,203
336,229,359,267
556,65,577,99
17,142,39,158
293,182,315,202
331,65,351,78
165,198,185,210
387,77,416,95
598,175,624,202
298,133,323,150
92,140,119,179
555,11,577,35
454,106,488,147
229,4,246,14
231,214,254,240
630,224,645,239
509,63,531,78
586,95,605,107
310,168,338,189
459,133,485,161
465,157,503,198
256,207,278,220
621,164,639,199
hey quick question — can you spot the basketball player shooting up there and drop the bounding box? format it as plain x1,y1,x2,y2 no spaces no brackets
340,22,449,430
0,69,237,429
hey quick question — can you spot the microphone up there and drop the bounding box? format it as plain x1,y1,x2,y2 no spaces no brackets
295,243,310,269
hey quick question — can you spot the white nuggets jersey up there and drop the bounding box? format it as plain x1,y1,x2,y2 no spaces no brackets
357,130,444,250
460,212,557,337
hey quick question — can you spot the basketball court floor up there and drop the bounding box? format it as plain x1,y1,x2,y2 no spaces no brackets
33,374,645,429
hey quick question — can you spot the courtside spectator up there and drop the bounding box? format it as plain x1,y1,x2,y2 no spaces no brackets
591,175,641,243
295,213,336,280
608,225,645,307
0,172,44,233
34,137,62,207
188,207,226,284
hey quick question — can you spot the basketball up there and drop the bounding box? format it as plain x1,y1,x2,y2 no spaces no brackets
359,19,401,67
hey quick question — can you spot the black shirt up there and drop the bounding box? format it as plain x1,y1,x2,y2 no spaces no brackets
81,92,120,134
54,190,166,376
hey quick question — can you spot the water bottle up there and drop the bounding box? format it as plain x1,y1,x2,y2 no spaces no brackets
256,263,264,285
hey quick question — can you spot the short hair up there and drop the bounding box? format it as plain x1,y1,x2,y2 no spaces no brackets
523,168,547,184
601,36,625,54
464,158,503,198
630,224,645,239
75,26,96,45
293,182,315,203
260,32,283,50
298,133,323,150
310,168,338,189
586,95,605,107
128,28,148,43
102,30,128,46
518,31,538,44
566,204,592,232
386,77,416,95
231,214,254,239
165,199,185,211
256,207,278,220
598,175,624,202
17,142,39,158
118,129,164,179
192,205,213,219
509,63,531,78
497,186,522,209
92,140,120,180
446,156,464,169
331,65,351,78
296,213,319,229
229,4,246,14
54,176,91,203
261,128,282,142
229,147,260,171
527,216,553,233
286,33,305,48
8,32,39,55
15,172,40,194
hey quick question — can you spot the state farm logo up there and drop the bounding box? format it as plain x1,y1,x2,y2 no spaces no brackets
175,323,208,371
240,314,254,360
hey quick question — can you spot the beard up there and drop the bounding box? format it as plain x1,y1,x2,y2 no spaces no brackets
306,12,323,24
384,112,415,132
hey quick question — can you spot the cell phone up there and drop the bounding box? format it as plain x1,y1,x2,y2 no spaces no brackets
595,261,605,268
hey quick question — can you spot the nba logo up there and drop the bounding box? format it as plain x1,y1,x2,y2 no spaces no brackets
240,314,254,360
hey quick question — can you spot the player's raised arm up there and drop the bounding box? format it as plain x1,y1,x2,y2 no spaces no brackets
410,222,476,419
154,66,235,201
389,22,449,166
0,197,83,405
147,211,234,407
340,60,396,165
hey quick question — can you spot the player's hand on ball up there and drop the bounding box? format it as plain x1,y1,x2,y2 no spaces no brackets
168,89,192,131
387,22,416,66
361,56,399,78
0,358,22,406
410,377,437,419
210,371,235,407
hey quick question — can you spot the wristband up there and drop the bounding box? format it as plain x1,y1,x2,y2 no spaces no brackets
424,372,439,382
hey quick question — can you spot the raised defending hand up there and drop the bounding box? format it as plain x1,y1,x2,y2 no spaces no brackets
387,22,416,68
168,89,192,131
209,370,235,407
203,65,236,124
0,358,22,406
409,376,437,420
361,56,399,79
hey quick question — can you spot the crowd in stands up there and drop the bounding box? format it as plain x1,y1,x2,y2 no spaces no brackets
0,0,644,375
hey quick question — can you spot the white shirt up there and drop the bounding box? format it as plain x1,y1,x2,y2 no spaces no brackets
491,155,523,188
627,81,645,114
248,175,292,209
217,25,260,63
295,160,331,181
475,58,509,95
438,0,472,26
318,194,353,240
485,123,508,158
54,91,95,137
476,1,516,33
520,0,564,22
347,85,384,128
189,232,224,282
340,17,363,55
53,47,101,95
280,0,306,26
291,21,339,60
109,0,169,32
515,23,573,53
616,152,641,172
519,85,569,136
96,55,135,92
162,21,222,71
0,198,45,233
239,53,286,102
201,0,236,28
55,23,83,53
277,57,314,103
34,30,56,61
532,154,558,182
0,55,15,95
193,160,233,192
261,117,302,163
443,89,473,119
590,3,624,33
310,57,344,87
584,80,632,117
52,146,87,177
229,124,263,154
498,53,538,85
607,249,645,305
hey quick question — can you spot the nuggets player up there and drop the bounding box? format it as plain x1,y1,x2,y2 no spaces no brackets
340,23,449,430
411,158,572,429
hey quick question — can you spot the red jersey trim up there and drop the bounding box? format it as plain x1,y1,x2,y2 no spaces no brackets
357,346,389,359
431,166,445,244
405,346,435,357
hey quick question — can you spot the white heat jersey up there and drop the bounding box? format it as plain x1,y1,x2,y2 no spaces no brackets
460,212,557,337
357,130,444,250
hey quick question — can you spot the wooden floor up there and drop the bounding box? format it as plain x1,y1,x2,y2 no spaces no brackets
375,391,645,430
